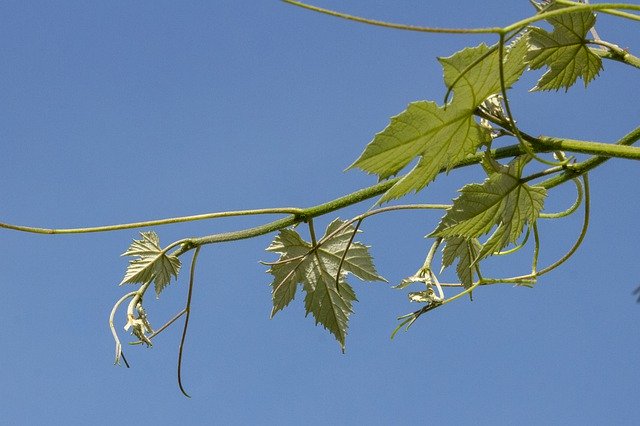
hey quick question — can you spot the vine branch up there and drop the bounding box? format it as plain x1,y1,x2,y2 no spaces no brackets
281,0,501,34
3,126,638,254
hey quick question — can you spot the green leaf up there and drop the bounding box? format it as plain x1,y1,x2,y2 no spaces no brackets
120,231,181,297
320,219,387,283
303,270,357,352
430,157,546,260
439,34,529,106
265,219,386,351
441,236,481,288
526,5,602,91
348,37,528,202
265,229,310,315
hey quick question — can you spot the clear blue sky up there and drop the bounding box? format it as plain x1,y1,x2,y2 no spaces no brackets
1,1,639,425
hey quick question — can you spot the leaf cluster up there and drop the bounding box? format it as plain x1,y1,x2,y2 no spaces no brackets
432,156,546,263
93,0,640,394
265,219,386,350
348,36,529,202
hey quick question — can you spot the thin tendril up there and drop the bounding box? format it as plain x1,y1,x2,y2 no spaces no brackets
0,208,304,235
129,309,187,345
319,204,450,246
443,29,523,105
423,238,442,270
269,254,311,303
497,33,569,167
494,227,530,256
495,173,591,283
393,278,483,334
178,246,201,398
598,8,640,22
444,44,499,105
539,178,584,219
334,219,362,293
532,222,541,274
281,0,500,34
260,253,308,267
109,291,136,367
536,174,590,276
273,205,447,301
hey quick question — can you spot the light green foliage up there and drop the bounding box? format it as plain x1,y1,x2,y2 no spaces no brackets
82,1,640,388
120,231,181,296
440,35,530,105
527,5,602,90
348,37,528,202
430,157,547,260
266,219,385,350
441,236,482,289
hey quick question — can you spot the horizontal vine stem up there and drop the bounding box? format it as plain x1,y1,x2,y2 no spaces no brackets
598,7,640,22
175,147,535,252
281,0,501,34
534,135,640,160
590,46,640,70
476,109,640,161
178,125,640,254
284,0,640,39
4,126,638,246
0,208,303,235
0,144,525,237
539,125,640,189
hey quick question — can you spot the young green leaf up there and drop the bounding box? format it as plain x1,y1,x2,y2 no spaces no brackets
441,236,481,288
348,37,528,202
120,231,181,297
265,219,386,351
440,35,529,106
265,229,310,315
303,268,357,352
526,5,602,91
430,157,546,260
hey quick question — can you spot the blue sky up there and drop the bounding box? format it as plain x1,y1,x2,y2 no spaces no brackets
1,1,639,424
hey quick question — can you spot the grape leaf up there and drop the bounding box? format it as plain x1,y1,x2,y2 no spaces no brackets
430,157,546,260
265,219,386,351
265,229,310,315
440,33,530,106
348,36,528,202
526,5,602,91
441,236,481,289
120,231,181,297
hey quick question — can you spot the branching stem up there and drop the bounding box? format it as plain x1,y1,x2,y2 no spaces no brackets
3,126,637,243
